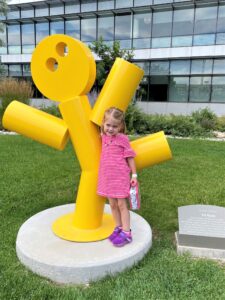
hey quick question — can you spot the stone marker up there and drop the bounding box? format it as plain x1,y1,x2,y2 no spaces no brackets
175,205,225,260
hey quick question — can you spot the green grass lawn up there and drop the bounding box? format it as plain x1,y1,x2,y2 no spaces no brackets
1,135,225,299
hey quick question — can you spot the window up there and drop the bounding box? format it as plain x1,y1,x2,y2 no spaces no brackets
23,64,31,76
115,15,132,40
194,7,217,34
150,61,169,75
9,65,22,76
216,33,225,45
21,7,34,18
152,11,172,37
170,60,190,75
135,62,150,75
0,24,6,54
116,0,133,8
8,24,21,54
191,60,213,75
152,37,170,48
169,77,189,102
81,18,96,42
98,17,114,41
81,0,97,12
98,0,114,10
65,20,80,39
211,77,225,102
134,0,152,6
193,34,215,46
189,76,211,102
50,21,64,35
35,4,48,17
217,5,225,33
22,23,35,54
36,22,49,44
213,59,225,74
173,9,194,36
172,36,192,47
65,1,80,14
133,13,151,38
50,3,64,16
7,8,20,19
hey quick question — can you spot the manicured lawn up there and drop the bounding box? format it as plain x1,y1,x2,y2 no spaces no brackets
1,135,225,299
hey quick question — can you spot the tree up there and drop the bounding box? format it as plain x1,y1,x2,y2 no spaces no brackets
0,0,7,75
89,37,134,89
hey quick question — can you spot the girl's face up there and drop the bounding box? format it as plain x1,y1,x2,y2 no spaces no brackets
103,116,121,136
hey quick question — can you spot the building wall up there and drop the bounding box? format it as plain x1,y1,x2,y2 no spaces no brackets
0,0,225,115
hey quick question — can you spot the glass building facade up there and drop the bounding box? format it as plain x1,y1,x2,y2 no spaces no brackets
0,0,225,112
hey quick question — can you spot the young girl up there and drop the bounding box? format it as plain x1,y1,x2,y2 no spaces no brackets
97,107,138,247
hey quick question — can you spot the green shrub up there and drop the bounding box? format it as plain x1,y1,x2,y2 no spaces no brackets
191,108,217,131
216,116,225,132
40,105,61,118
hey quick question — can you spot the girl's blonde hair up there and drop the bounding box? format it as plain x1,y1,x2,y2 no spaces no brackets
101,107,126,134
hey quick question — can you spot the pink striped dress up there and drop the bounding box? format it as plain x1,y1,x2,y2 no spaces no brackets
97,133,136,199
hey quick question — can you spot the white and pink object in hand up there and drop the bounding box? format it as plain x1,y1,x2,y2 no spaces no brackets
129,182,141,210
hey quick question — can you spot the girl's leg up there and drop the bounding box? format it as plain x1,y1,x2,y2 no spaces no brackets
117,198,130,232
108,198,122,227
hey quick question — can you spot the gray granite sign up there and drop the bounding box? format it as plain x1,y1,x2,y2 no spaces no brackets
176,205,225,250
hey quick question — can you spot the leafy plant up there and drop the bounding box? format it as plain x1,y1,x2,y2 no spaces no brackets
191,108,217,131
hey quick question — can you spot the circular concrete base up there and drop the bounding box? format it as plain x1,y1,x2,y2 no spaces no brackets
16,204,152,284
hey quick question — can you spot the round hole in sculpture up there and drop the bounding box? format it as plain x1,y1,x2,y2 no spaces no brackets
46,57,58,72
56,42,68,57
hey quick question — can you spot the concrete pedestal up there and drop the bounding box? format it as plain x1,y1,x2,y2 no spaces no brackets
16,204,152,284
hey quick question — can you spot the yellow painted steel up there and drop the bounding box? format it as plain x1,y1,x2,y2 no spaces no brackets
2,34,173,242
31,34,96,101
131,131,172,170
90,58,144,126
2,100,69,150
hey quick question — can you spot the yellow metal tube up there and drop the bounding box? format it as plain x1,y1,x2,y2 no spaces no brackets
2,101,69,150
131,131,172,170
90,58,144,126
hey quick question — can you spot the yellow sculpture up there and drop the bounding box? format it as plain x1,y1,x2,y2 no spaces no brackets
3,34,172,242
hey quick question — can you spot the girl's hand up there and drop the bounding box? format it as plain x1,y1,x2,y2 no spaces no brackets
130,178,137,186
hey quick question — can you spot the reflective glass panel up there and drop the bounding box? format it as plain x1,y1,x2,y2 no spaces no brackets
0,23,6,53
23,64,31,76
168,77,189,102
194,7,217,34
50,21,64,35
133,38,150,49
216,33,225,45
116,0,133,8
136,77,149,102
170,60,190,75
81,18,96,41
173,9,194,36
118,39,132,49
189,76,211,102
152,11,172,37
213,59,225,74
65,1,80,14
134,0,152,6
7,8,20,19
133,13,151,38
115,15,132,40
211,76,225,102
98,17,114,40
9,65,22,76
35,5,48,17
21,7,34,18
50,3,64,16
172,36,192,47
154,0,172,4
65,20,80,39
0,65,8,76
191,60,213,75
98,0,114,10
134,61,150,75
8,25,20,46
217,5,225,33
152,37,170,48
36,22,49,43
149,76,168,102
193,34,215,46
150,61,169,75
22,23,35,54
81,0,97,12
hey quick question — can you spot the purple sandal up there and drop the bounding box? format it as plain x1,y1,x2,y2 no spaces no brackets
112,230,132,247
